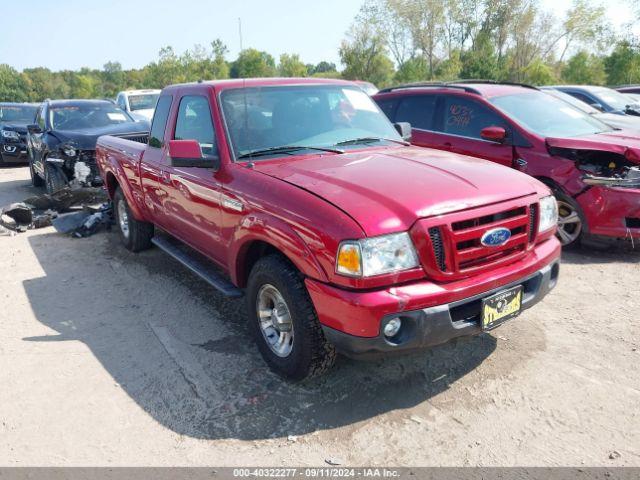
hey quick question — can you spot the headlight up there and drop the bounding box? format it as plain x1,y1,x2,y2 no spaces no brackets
336,232,419,277
538,195,558,233
1,130,20,140
62,145,77,157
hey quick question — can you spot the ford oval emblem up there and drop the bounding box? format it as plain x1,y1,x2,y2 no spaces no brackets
480,227,512,247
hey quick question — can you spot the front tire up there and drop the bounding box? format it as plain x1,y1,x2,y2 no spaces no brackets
44,162,67,194
113,187,154,252
247,255,336,381
554,190,585,247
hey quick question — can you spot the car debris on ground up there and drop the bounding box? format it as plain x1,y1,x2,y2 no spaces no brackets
0,186,111,238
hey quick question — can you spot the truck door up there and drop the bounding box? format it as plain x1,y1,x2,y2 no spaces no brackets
161,90,225,264
429,95,516,168
139,94,173,229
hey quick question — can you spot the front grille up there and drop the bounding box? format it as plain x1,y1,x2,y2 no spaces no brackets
115,133,149,144
419,199,539,280
529,204,538,242
428,227,446,271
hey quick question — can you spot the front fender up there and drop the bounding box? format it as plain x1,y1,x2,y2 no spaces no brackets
229,212,329,287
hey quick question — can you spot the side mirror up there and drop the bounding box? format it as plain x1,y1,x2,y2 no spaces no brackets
394,122,412,142
168,140,220,170
27,124,42,134
480,126,507,143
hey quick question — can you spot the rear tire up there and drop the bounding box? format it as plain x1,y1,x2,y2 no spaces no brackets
246,254,337,381
44,162,67,194
113,187,154,252
554,190,585,247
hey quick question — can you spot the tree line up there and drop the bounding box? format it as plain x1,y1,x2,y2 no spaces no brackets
0,0,639,103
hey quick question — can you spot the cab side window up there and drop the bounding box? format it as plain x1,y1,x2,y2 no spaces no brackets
117,95,127,111
375,99,398,122
395,95,438,130
174,95,217,156
149,95,173,148
439,96,507,139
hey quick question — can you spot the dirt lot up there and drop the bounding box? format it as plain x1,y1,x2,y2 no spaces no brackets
0,165,639,467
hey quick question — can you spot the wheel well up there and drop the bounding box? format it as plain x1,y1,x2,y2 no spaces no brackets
105,172,119,198
237,240,289,288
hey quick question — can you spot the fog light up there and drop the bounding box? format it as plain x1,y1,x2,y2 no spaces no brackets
383,318,402,338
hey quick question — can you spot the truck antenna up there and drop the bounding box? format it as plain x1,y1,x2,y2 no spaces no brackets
238,18,243,53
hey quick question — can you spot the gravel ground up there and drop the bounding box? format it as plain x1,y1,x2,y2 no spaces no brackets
0,165,639,467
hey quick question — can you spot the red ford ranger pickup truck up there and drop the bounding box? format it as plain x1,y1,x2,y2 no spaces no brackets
373,81,640,247
96,78,561,380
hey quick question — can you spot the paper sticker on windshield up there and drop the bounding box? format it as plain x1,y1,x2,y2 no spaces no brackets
108,113,127,121
343,88,378,112
559,107,582,118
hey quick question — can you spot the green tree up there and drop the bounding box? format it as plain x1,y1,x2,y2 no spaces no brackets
460,31,499,79
521,58,556,85
434,50,462,80
230,49,276,78
562,51,606,84
340,17,395,86
278,54,307,77
394,57,428,83
604,41,640,86
0,65,29,102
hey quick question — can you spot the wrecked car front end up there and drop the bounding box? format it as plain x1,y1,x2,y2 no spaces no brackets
547,137,640,244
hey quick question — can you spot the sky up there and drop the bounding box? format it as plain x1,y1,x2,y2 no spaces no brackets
0,0,636,72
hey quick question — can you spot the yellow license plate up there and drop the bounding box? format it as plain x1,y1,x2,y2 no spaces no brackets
481,286,523,330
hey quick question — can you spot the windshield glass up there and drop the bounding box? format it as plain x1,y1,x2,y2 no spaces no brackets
542,89,599,114
491,91,613,137
0,105,37,123
128,94,159,111
593,88,638,110
50,104,133,130
220,85,401,158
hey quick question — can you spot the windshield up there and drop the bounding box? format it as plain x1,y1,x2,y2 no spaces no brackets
491,91,613,138
50,104,134,130
128,94,159,111
0,105,37,123
220,85,402,159
542,89,599,115
592,88,638,110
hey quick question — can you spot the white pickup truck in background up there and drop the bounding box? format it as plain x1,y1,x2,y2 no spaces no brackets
115,89,161,122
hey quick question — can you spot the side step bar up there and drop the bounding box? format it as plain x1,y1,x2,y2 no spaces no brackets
151,235,244,298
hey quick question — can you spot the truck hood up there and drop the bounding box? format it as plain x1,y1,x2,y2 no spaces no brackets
52,123,149,150
253,146,540,236
546,130,640,164
130,109,154,121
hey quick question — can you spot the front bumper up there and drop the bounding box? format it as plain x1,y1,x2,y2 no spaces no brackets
577,186,640,240
1,142,28,162
306,237,561,357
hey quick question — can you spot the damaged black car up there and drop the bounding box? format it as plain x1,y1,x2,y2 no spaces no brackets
0,103,39,166
27,99,149,193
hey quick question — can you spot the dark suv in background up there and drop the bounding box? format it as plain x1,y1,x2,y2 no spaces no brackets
27,99,149,193
0,103,38,166
373,81,640,248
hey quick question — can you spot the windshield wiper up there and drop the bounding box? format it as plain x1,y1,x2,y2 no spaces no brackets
335,137,410,147
237,145,344,159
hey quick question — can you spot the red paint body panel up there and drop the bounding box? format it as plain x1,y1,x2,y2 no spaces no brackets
374,84,640,241
96,78,561,337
